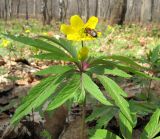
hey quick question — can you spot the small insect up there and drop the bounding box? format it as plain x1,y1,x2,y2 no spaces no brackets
84,28,98,38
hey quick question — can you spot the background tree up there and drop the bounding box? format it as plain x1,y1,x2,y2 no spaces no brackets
0,0,160,24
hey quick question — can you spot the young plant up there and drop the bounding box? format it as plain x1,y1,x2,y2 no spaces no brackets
90,108,160,139
4,15,159,139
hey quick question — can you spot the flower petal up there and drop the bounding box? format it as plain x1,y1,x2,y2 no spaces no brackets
70,15,84,29
67,34,95,41
85,16,98,29
60,24,75,35
67,33,81,41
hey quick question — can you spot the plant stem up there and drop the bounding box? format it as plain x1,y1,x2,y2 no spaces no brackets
32,109,35,139
147,79,152,101
81,97,86,139
81,41,84,48
81,40,86,139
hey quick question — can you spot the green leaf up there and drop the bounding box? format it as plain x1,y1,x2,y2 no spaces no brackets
86,106,117,128
47,74,80,111
41,36,77,58
97,75,133,124
34,52,77,62
141,109,160,139
74,85,85,104
82,73,112,106
33,52,71,61
11,74,66,124
129,100,156,116
119,112,133,139
89,57,116,67
96,107,117,128
35,65,75,75
88,66,131,78
117,64,160,81
106,55,142,69
86,106,108,122
59,38,77,58
150,45,160,63
4,34,66,54
89,57,159,80
90,129,122,139
154,136,160,139
104,68,131,78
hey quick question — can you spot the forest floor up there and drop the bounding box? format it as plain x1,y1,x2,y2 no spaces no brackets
0,19,160,139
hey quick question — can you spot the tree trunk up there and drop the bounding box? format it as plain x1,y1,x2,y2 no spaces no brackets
41,0,48,25
95,0,98,16
110,0,127,24
141,0,152,22
33,0,36,17
25,0,29,20
85,0,89,21
4,0,8,21
77,0,82,17
16,0,20,18
59,0,65,22
119,0,127,24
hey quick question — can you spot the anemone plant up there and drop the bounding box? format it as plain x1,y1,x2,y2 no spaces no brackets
4,15,159,139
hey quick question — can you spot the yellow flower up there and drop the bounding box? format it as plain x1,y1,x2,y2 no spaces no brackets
42,32,48,36
60,15,101,41
107,25,114,32
78,47,89,61
1,39,10,47
25,29,31,33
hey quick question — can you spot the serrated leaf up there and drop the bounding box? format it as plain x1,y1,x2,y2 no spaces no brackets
98,75,127,97
41,36,77,58
47,74,80,111
59,38,78,58
97,75,133,124
35,65,75,75
129,100,156,116
154,136,160,139
74,85,85,104
141,109,160,139
150,45,160,63
119,112,133,139
106,55,142,69
96,107,117,128
89,58,116,67
11,74,66,124
82,73,112,106
86,106,117,129
86,106,108,122
104,68,131,78
117,64,160,81
90,129,122,139
88,66,131,78
33,52,71,61
4,34,66,54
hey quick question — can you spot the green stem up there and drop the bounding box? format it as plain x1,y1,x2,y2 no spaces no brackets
32,109,35,139
80,41,84,71
81,41,84,48
147,77,153,101
81,97,86,139
81,40,86,139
